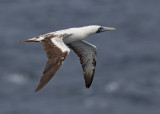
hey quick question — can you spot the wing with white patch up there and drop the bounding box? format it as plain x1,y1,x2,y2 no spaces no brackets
68,40,97,88
35,36,70,91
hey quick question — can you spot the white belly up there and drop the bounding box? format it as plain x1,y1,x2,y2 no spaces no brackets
63,34,87,44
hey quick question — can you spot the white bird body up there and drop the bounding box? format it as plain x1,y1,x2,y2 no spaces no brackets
22,25,116,91
62,26,99,44
30,25,102,44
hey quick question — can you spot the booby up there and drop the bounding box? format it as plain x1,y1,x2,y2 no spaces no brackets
22,25,116,91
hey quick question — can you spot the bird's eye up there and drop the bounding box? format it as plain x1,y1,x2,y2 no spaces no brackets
96,27,102,33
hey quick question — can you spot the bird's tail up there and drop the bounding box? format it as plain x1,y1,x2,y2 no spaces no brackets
20,38,39,42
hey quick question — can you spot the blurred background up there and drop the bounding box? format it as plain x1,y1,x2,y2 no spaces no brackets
0,0,160,114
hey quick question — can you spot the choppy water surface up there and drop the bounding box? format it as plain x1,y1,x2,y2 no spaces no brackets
0,0,160,114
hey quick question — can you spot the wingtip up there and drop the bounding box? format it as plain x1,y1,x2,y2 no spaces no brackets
34,81,47,92
85,78,93,88
34,88,39,92
34,85,42,92
85,83,91,88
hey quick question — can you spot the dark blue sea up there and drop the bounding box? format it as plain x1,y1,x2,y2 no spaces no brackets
0,0,160,114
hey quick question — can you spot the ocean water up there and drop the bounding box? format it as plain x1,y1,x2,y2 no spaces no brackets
0,0,160,114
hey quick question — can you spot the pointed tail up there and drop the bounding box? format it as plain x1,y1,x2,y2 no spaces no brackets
20,38,39,42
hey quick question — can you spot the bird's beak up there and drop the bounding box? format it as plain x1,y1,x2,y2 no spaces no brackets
101,27,116,32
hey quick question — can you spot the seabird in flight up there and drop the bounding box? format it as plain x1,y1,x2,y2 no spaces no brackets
22,25,116,91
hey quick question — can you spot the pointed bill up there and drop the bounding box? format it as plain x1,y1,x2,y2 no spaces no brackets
101,27,116,32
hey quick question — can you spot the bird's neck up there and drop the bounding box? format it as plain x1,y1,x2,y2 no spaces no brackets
60,27,96,44
74,27,95,38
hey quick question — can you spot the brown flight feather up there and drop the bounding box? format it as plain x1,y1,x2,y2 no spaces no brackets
35,38,69,91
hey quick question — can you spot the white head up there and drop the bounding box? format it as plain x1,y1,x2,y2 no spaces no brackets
80,25,116,36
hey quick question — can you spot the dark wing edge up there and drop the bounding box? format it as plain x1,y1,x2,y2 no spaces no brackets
68,40,97,88
35,38,69,92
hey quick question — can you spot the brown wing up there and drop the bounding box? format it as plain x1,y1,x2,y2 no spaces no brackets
35,37,70,92
68,40,97,88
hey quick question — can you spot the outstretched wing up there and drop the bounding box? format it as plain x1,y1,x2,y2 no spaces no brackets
35,35,70,91
68,40,97,88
